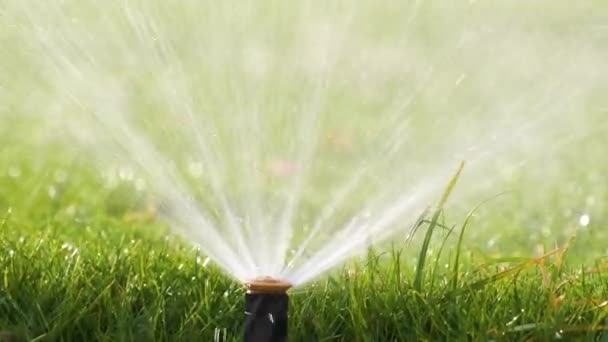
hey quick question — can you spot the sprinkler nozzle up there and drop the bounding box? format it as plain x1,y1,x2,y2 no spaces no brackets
245,276,292,294
244,277,291,342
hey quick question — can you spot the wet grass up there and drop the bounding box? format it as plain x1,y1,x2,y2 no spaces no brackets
1,148,608,341
2,204,608,341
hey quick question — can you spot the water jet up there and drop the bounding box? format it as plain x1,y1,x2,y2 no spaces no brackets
244,277,292,342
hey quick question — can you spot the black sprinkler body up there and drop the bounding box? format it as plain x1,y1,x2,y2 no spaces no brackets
244,277,292,342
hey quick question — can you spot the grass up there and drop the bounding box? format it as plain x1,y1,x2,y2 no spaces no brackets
1,149,608,341
2,205,608,341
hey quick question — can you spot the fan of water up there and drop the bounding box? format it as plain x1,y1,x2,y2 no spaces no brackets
1,1,607,286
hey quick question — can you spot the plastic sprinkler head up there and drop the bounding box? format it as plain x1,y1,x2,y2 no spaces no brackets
243,277,292,342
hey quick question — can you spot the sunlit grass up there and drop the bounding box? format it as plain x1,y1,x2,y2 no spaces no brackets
0,145,607,340
2,200,608,340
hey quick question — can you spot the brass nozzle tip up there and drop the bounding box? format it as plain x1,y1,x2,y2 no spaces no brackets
245,276,292,294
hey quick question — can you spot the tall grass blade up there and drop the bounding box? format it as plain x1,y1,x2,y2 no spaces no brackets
414,161,465,292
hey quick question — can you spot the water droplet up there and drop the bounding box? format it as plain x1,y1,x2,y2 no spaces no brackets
455,73,466,86
505,314,520,326
118,167,134,181
202,257,210,267
579,214,590,227
487,238,497,248
8,166,21,178
65,205,76,216
48,186,57,199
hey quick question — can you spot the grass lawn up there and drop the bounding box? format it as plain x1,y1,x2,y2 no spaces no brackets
0,142,607,341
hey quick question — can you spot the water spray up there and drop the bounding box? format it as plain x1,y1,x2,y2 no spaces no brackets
244,277,292,342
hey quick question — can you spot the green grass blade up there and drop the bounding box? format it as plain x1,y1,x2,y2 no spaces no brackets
414,161,465,292
451,193,506,291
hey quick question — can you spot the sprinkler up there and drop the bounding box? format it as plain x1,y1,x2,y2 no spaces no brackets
244,277,292,342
